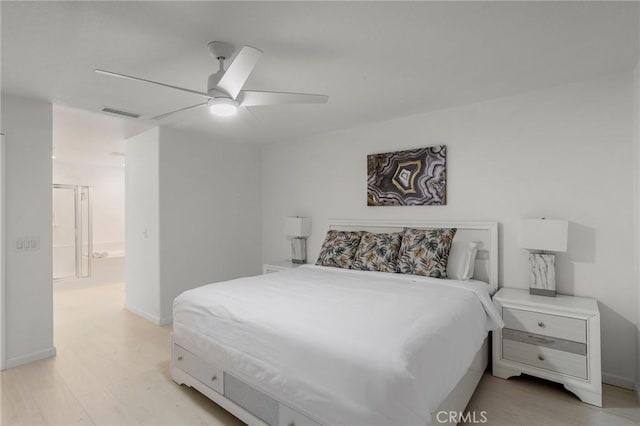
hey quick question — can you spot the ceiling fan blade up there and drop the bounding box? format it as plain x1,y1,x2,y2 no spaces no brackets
215,46,262,99
150,102,208,120
238,90,328,107
95,69,211,99
238,106,260,125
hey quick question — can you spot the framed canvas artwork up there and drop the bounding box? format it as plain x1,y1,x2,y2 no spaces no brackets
367,145,447,206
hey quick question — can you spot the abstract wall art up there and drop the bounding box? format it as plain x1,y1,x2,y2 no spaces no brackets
367,145,447,206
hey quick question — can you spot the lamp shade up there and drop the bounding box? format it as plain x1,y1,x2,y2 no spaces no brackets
284,217,311,237
518,219,568,252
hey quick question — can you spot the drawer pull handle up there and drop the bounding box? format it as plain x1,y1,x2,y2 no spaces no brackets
177,356,183,361
211,375,217,382
538,355,545,361
537,321,545,328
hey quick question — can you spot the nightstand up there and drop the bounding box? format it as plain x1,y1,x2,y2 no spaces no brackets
492,288,602,407
262,260,303,274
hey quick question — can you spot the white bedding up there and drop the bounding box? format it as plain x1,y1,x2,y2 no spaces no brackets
173,265,503,426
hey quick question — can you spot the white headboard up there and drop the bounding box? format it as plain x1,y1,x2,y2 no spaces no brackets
327,219,499,293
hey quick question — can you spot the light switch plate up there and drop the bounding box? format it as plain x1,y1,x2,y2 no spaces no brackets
16,237,40,252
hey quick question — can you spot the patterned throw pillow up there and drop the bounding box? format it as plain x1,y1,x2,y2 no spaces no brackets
352,232,403,273
398,228,457,278
316,231,364,269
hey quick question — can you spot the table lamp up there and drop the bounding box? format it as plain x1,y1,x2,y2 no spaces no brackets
518,218,568,297
284,216,311,264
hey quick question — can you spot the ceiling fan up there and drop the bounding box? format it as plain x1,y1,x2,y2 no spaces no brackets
95,41,328,120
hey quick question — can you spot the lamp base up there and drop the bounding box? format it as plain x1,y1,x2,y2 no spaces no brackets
529,287,556,297
529,253,556,297
290,237,307,264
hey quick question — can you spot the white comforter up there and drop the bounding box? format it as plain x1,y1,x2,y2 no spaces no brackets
173,265,503,426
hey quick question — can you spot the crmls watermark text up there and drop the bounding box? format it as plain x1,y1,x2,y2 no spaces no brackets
436,410,488,424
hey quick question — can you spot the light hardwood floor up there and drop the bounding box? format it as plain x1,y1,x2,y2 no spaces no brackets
1,281,639,426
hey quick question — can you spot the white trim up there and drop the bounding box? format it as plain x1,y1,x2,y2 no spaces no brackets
0,134,5,370
124,304,162,325
602,372,635,390
4,346,56,369
327,218,500,292
124,304,171,327
159,315,173,326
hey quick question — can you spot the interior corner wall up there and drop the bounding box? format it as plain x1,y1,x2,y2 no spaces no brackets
1,95,55,368
635,61,640,398
261,71,637,387
124,127,161,323
157,128,262,323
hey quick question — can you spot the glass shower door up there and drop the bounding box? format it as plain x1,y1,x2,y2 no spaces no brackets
79,186,92,278
53,184,92,280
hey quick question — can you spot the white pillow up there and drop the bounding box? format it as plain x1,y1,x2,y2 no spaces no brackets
447,241,479,280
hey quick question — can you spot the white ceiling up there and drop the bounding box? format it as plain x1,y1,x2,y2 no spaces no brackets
2,1,639,146
52,104,150,168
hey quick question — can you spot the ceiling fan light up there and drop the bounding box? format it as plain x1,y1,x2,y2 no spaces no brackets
208,98,238,117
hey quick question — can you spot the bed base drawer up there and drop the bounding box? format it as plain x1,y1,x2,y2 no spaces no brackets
172,343,322,426
224,373,279,426
279,403,322,426
172,344,224,394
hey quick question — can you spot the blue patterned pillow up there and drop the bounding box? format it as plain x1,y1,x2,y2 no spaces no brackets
352,232,403,273
316,231,364,269
398,228,457,278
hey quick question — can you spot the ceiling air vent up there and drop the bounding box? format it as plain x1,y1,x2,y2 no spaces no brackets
100,106,141,119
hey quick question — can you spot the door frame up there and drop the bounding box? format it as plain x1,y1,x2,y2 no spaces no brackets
1,133,6,370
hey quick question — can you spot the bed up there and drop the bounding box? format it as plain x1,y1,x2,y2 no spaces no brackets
171,220,502,426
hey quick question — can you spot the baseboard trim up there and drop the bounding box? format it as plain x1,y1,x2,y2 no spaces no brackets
124,304,162,325
158,316,173,326
4,346,56,369
602,372,635,390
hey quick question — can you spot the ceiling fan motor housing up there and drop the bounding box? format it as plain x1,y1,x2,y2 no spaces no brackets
207,41,235,60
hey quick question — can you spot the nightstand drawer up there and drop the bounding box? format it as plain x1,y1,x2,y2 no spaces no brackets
263,261,301,274
263,265,288,274
503,307,586,343
503,339,587,380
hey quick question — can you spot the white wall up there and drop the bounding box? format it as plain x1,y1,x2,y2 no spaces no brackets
124,128,160,324
158,128,262,322
1,95,55,368
262,72,637,387
0,134,5,369
635,62,640,399
53,161,125,249
0,3,4,370
125,127,262,325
